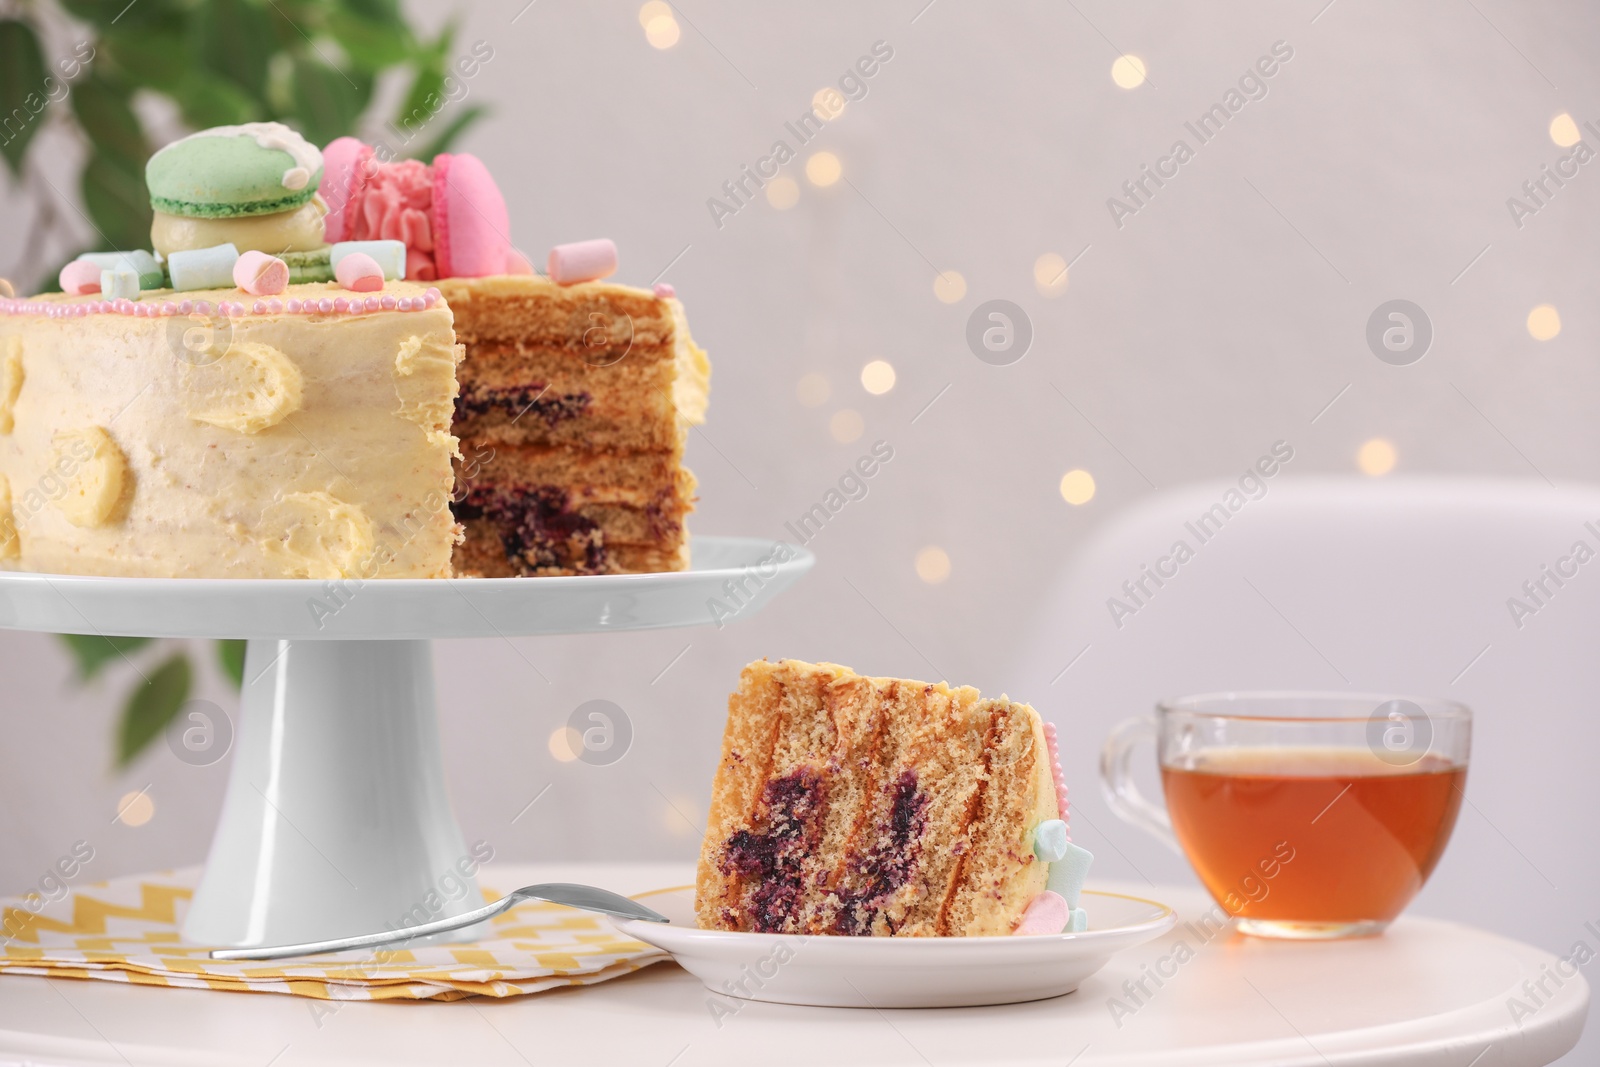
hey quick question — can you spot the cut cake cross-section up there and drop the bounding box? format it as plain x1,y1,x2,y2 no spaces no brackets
438,276,709,576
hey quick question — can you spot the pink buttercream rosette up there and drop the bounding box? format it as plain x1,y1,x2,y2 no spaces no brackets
317,140,511,281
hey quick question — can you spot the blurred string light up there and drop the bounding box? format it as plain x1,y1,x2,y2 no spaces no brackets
805,151,841,187
639,1,680,49
1059,469,1096,505
1111,54,1147,89
934,270,966,303
548,726,580,762
797,372,830,407
915,546,951,584
1358,438,1397,477
1034,252,1069,297
766,175,799,209
1527,304,1561,340
812,87,846,120
860,359,896,395
1550,113,1582,148
116,790,154,827
830,408,864,443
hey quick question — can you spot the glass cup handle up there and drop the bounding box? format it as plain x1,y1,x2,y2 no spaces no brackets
1099,716,1184,855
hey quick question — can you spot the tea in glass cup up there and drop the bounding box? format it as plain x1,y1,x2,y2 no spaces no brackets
1102,693,1470,939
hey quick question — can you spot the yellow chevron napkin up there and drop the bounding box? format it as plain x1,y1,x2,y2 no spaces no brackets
0,868,671,1001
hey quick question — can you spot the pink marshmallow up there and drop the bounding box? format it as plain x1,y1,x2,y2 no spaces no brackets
653,282,676,299
1013,891,1070,936
233,251,289,296
335,252,385,292
59,259,102,295
547,238,617,285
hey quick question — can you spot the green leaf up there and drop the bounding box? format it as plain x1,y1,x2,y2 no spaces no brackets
193,0,274,104
100,24,190,93
59,0,185,31
169,71,260,128
395,22,455,127
216,640,246,688
325,11,414,72
339,0,405,25
59,634,152,681
118,653,192,767
0,20,50,178
287,54,370,146
70,72,149,173
81,150,152,251
409,103,487,162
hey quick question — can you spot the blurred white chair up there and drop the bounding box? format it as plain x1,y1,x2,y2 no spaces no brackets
1009,476,1600,1036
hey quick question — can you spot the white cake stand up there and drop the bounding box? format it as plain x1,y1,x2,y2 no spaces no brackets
0,536,812,948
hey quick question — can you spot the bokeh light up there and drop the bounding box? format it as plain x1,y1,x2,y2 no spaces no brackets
812,87,846,120
1527,304,1561,340
1034,252,1069,297
548,726,580,762
644,14,680,48
766,176,799,209
1111,55,1147,89
805,151,842,187
830,408,864,443
1059,469,1096,505
860,359,896,395
915,546,951,584
797,372,830,407
1550,113,1582,148
934,270,966,304
1357,438,1397,477
116,790,154,827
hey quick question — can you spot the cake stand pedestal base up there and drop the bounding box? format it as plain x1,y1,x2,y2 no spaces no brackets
0,537,813,949
182,639,484,948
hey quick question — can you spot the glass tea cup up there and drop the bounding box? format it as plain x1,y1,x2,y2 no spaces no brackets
1101,692,1471,939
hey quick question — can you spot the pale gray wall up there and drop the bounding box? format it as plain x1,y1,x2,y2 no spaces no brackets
2,0,1597,1059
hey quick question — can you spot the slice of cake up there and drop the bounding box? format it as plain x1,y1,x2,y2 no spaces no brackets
696,660,1092,937
439,275,709,576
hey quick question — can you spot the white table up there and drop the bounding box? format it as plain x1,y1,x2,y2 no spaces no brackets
0,863,1585,1066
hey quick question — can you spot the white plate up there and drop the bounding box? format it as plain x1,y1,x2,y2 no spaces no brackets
0,535,811,639
618,885,1177,1009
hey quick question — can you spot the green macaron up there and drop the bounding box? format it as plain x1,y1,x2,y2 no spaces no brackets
145,123,324,219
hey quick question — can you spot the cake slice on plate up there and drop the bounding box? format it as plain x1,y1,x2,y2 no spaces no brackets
696,659,1092,937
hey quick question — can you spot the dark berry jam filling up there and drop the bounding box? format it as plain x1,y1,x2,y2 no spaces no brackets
721,768,826,934
455,384,592,429
831,770,929,935
452,484,607,574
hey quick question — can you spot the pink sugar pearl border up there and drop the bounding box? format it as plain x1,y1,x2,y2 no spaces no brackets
1043,721,1069,835
0,288,443,320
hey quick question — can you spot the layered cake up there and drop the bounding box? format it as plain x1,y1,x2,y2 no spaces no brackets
696,660,1093,937
440,276,708,576
0,122,707,579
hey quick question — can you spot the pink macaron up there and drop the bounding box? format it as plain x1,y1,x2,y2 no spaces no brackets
318,136,375,245
432,152,510,278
